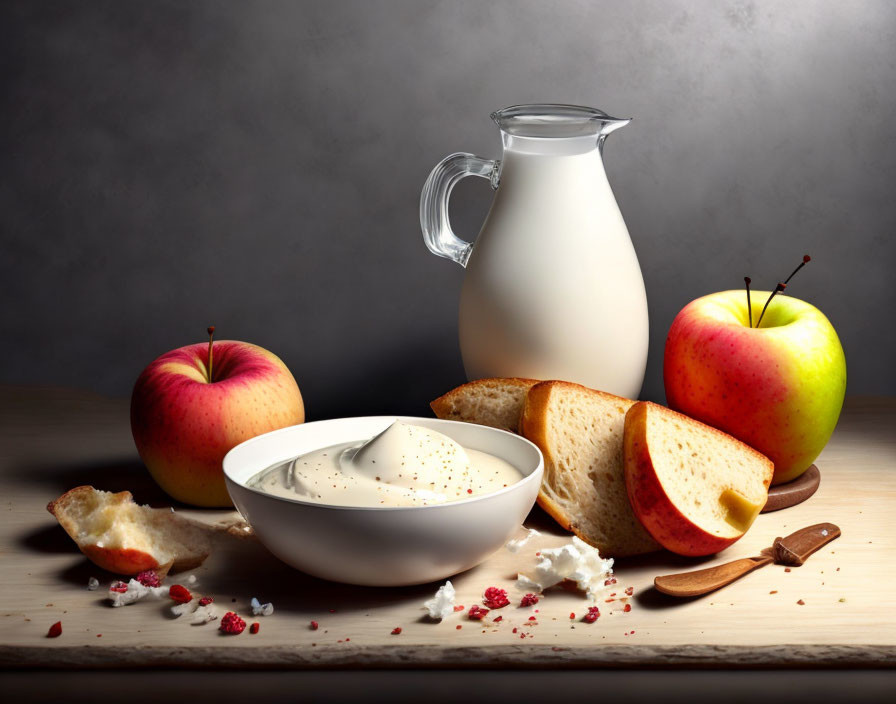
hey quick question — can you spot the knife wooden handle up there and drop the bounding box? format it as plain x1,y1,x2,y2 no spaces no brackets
654,555,773,597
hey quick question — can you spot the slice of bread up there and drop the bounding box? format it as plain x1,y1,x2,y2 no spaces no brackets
624,402,774,556
48,486,212,575
519,381,661,557
430,377,538,432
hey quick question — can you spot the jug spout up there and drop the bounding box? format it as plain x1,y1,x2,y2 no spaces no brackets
599,116,631,136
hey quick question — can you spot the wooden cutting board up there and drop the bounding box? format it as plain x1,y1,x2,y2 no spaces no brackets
1,388,894,668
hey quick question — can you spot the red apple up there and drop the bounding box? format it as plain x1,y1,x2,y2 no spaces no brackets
664,289,846,485
131,331,304,507
624,401,773,556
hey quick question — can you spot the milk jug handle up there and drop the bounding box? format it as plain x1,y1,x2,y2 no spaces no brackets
420,152,499,268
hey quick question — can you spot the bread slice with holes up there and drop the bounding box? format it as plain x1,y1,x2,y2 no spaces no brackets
48,486,212,575
431,377,539,432
519,381,661,557
624,402,774,556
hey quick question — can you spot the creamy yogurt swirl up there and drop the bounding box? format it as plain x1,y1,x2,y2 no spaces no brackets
248,421,522,507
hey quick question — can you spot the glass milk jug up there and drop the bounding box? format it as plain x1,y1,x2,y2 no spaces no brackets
420,104,648,399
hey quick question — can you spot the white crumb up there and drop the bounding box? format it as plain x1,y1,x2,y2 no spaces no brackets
505,527,541,553
250,597,274,616
191,604,219,624
108,579,167,607
423,580,456,620
171,600,198,618
515,536,614,602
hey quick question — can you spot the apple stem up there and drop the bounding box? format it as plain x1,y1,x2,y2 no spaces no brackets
206,326,215,383
754,254,811,328
744,277,753,328
756,283,786,328
784,254,812,285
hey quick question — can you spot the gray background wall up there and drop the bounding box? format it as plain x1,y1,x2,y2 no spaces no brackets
3,0,895,419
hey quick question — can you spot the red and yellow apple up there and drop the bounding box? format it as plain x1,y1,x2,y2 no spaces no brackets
624,401,773,556
131,335,304,507
664,290,846,485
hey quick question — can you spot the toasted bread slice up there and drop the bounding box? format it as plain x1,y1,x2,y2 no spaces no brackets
624,402,774,556
48,486,212,575
430,377,538,432
519,381,661,557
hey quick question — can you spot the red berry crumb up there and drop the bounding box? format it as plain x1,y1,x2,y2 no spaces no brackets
310,621,319,630
456,625,462,630
519,593,539,608
249,622,260,634
493,615,503,623
467,605,490,620
569,612,575,620
109,581,128,594
169,584,192,604
453,605,465,612
220,612,246,635
623,603,632,613
198,596,213,607
391,627,402,635
135,570,161,588
583,606,601,624
625,587,634,596
528,616,536,621
47,621,62,638
483,587,510,609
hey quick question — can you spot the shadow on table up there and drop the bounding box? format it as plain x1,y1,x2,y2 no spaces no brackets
10,457,173,506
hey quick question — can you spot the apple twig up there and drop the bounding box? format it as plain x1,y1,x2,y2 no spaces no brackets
744,277,753,328
784,255,812,285
755,283,786,329
207,326,215,383
754,255,811,329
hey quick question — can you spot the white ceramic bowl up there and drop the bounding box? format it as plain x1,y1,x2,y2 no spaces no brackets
223,416,543,586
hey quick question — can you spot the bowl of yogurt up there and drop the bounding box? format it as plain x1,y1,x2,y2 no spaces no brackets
223,416,544,586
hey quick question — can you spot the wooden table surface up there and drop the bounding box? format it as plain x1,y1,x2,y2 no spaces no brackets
1,387,894,669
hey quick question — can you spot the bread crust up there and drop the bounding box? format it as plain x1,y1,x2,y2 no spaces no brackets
430,377,538,432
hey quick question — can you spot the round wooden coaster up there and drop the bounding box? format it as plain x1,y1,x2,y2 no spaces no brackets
762,464,820,513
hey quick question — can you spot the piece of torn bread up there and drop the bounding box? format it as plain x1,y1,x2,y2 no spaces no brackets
48,486,213,575
430,377,538,432
519,381,661,558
